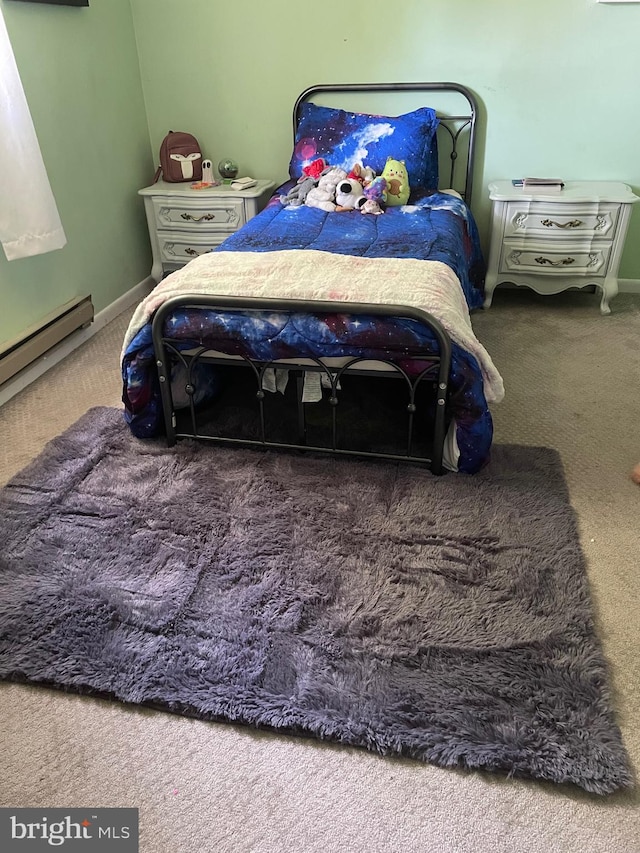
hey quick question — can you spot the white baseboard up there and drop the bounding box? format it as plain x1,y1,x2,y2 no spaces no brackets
0,276,154,408
619,278,640,294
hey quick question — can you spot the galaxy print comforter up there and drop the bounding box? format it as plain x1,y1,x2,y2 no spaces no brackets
122,191,503,473
219,188,486,310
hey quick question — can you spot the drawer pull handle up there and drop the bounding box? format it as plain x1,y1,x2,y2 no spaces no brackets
540,218,582,229
534,256,575,267
181,213,216,222
164,244,201,258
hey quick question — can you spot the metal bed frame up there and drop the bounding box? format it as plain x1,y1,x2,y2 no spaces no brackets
151,83,479,475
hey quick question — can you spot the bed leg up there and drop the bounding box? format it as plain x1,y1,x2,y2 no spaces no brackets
296,371,307,444
430,382,448,476
156,360,177,447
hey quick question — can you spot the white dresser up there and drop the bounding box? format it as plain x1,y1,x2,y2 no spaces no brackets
485,180,638,314
139,179,276,282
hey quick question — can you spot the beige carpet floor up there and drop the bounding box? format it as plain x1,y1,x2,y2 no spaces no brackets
0,288,638,853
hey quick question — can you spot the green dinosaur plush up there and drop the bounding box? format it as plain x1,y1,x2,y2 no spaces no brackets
380,157,410,206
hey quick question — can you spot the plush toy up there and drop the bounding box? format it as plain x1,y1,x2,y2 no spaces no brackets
305,167,347,212
360,198,384,215
279,175,317,207
358,176,387,215
302,158,328,180
380,157,410,206
335,177,366,212
347,162,376,186
363,176,387,202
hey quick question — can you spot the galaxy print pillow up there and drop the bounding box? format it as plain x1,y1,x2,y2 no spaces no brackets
289,103,440,190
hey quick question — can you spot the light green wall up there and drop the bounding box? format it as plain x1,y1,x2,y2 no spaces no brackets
0,0,152,350
2,0,639,352
131,0,640,277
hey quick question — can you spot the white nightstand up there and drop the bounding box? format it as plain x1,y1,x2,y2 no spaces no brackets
485,180,638,314
139,179,276,282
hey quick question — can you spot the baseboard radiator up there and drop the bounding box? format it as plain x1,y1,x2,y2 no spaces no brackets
0,295,94,386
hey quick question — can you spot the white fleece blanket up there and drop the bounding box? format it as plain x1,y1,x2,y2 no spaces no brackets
123,249,504,403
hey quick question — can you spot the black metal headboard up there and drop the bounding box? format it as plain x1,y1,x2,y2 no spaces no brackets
293,82,479,205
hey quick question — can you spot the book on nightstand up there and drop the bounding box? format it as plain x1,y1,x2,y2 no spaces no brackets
513,177,565,192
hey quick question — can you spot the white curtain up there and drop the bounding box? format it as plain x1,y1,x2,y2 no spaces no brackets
0,8,66,261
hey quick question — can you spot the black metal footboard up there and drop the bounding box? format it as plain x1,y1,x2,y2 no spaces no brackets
151,295,453,474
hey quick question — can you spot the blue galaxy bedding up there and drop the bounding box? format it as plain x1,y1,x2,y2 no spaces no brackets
122,190,496,473
219,187,485,310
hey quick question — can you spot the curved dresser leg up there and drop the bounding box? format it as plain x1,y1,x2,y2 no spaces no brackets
151,259,163,285
598,277,618,315
483,274,497,309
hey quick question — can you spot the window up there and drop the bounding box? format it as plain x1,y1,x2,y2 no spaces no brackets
0,9,66,260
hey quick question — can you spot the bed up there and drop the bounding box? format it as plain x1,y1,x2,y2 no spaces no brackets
122,83,504,474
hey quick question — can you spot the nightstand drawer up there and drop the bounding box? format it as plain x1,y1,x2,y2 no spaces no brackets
141,179,276,282
503,202,620,240
153,198,246,232
500,242,611,276
158,232,226,265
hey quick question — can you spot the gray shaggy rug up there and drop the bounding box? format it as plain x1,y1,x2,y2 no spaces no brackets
0,407,632,794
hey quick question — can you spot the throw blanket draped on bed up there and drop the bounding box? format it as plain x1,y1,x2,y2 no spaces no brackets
124,249,502,404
